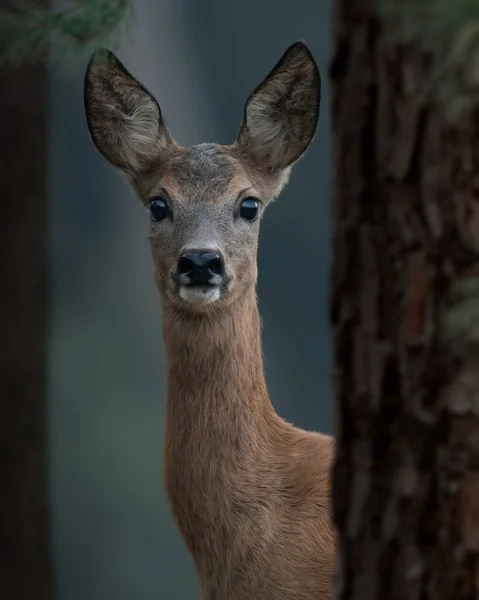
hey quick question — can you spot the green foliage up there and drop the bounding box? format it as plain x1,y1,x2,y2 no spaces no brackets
377,0,479,120
0,0,133,68
442,276,479,346
441,274,479,414
378,0,479,50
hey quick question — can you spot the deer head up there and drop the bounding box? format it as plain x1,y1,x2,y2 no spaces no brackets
84,42,320,312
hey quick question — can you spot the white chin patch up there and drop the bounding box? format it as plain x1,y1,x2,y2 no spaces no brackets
179,285,221,305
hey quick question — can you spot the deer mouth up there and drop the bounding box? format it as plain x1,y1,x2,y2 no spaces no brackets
179,282,222,305
172,267,227,306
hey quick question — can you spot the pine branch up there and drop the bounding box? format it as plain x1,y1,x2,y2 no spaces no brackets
0,0,134,67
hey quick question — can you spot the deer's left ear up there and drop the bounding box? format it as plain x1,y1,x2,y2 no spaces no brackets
235,41,320,173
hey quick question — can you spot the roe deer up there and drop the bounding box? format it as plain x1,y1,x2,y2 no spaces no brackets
84,41,336,600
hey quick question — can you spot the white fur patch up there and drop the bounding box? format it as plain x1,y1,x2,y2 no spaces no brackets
179,285,221,305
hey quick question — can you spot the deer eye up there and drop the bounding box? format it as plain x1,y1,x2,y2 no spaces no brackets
150,197,168,222
239,198,259,222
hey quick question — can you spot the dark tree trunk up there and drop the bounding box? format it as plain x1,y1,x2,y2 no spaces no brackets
331,1,479,599
0,1,53,597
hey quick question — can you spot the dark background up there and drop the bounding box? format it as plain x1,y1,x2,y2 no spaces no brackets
47,1,332,597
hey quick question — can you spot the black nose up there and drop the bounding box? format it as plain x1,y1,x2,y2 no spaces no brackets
177,250,225,284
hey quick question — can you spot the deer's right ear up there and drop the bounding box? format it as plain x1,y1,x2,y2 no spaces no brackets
84,48,173,175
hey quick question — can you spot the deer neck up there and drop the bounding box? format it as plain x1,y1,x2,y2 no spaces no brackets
163,289,283,572
162,287,276,455
161,287,280,541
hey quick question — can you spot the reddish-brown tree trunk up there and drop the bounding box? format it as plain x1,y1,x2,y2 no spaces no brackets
0,2,53,597
331,1,479,599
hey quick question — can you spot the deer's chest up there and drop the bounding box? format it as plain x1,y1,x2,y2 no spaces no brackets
164,435,273,565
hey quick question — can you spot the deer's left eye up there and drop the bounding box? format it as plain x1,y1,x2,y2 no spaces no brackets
239,198,259,222
150,197,168,222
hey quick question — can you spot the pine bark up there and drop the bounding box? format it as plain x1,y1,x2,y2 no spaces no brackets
0,1,52,596
331,2,479,599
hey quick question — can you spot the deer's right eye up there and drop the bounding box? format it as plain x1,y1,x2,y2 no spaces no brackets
150,198,168,222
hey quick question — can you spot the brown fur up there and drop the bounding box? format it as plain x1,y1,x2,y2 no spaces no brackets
84,41,336,599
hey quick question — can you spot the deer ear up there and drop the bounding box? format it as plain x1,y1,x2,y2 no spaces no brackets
84,48,173,174
236,41,320,172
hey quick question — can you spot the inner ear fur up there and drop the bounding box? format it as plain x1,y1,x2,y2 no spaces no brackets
235,41,321,173
84,48,174,175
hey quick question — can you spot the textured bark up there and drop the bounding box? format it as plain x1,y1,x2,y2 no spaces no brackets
331,2,479,599
0,2,52,597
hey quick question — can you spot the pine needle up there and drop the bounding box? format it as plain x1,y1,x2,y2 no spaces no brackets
0,0,133,67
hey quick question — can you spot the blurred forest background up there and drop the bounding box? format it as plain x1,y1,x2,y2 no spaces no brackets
6,1,479,599
1,1,332,599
